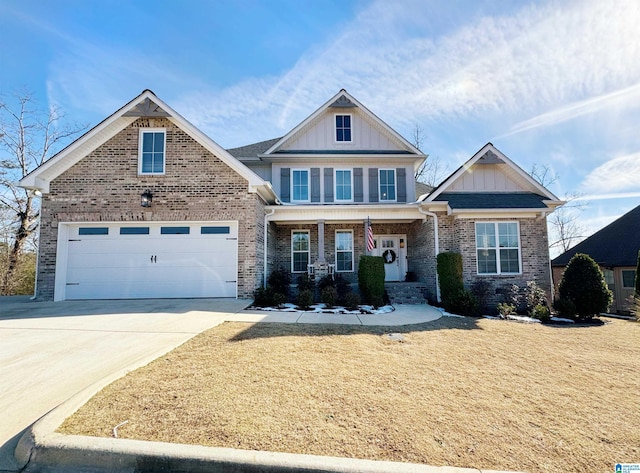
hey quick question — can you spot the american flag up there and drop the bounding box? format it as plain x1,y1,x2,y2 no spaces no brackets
366,221,374,252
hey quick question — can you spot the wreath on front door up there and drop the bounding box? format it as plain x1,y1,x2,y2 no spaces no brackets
382,249,397,264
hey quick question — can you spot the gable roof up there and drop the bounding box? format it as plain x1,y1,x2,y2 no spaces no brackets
262,89,425,162
421,143,563,211
19,90,276,202
551,204,640,267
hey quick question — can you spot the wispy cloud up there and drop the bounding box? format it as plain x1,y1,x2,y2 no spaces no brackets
502,84,640,137
168,0,640,146
580,152,640,193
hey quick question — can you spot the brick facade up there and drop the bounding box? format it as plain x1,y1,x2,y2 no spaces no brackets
36,117,266,300
436,215,552,306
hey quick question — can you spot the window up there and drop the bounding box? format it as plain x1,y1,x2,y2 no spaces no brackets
201,226,230,234
79,227,108,235
336,230,353,272
335,169,352,201
120,227,149,235
622,270,636,288
379,169,396,201
161,226,190,235
475,222,521,274
139,129,165,174
292,169,309,202
335,114,352,142
603,269,615,289
292,231,310,272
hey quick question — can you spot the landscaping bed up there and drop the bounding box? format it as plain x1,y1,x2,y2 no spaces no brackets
58,316,639,473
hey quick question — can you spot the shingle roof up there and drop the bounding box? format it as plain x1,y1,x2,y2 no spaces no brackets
227,137,282,159
551,204,640,267
434,192,549,209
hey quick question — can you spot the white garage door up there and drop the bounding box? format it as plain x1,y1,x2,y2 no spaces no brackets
57,222,238,300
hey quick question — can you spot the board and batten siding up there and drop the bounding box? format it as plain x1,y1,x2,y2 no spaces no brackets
449,164,522,192
279,110,407,152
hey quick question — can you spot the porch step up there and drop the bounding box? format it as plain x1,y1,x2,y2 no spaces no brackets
385,282,428,305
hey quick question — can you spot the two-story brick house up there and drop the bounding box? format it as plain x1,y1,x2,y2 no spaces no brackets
20,89,562,304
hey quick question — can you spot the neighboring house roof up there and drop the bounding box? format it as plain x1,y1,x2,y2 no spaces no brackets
415,181,434,200
551,204,640,267
19,90,277,203
434,192,549,209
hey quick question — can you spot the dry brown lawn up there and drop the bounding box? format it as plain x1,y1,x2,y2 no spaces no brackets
59,316,640,473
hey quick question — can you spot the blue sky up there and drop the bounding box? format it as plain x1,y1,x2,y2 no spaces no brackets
2,0,640,255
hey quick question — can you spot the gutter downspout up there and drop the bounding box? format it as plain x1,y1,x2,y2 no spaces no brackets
264,208,275,287
418,206,441,303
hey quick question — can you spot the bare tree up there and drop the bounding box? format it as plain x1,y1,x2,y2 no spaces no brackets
530,163,587,254
0,92,86,294
412,124,449,187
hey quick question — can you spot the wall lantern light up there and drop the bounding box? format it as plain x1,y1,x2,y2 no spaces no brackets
140,189,153,208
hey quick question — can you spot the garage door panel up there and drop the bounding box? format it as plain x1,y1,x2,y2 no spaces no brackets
61,222,238,300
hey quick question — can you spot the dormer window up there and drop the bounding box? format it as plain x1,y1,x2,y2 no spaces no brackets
335,114,352,142
139,129,166,175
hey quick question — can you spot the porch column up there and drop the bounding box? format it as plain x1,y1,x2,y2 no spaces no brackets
317,220,325,262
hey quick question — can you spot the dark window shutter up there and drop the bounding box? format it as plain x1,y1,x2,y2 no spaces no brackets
311,168,321,202
369,168,378,202
396,168,407,203
280,168,290,203
324,168,334,202
354,168,363,202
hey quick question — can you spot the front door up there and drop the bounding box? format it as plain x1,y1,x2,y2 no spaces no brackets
373,235,404,281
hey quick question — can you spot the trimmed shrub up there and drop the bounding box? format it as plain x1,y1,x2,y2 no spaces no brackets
445,288,479,316
524,280,547,313
532,304,551,322
267,268,290,297
297,273,315,292
253,287,286,308
497,302,516,318
253,287,272,307
296,289,314,310
437,252,463,303
321,286,338,308
557,253,612,319
343,291,361,310
471,279,492,314
358,255,385,306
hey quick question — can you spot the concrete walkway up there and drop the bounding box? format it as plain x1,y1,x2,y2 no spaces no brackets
1,297,519,473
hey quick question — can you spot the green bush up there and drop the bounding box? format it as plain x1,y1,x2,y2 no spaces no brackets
553,297,576,318
557,253,612,319
497,302,516,317
437,252,463,303
532,304,551,322
253,287,286,308
471,279,492,313
321,286,338,307
524,281,547,313
358,255,385,306
297,273,315,292
444,288,479,316
267,268,290,297
343,291,361,310
296,289,314,310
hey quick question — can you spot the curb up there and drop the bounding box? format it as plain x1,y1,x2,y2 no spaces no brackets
15,376,523,473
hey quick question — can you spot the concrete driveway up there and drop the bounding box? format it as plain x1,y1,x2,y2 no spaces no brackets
0,297,250,472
